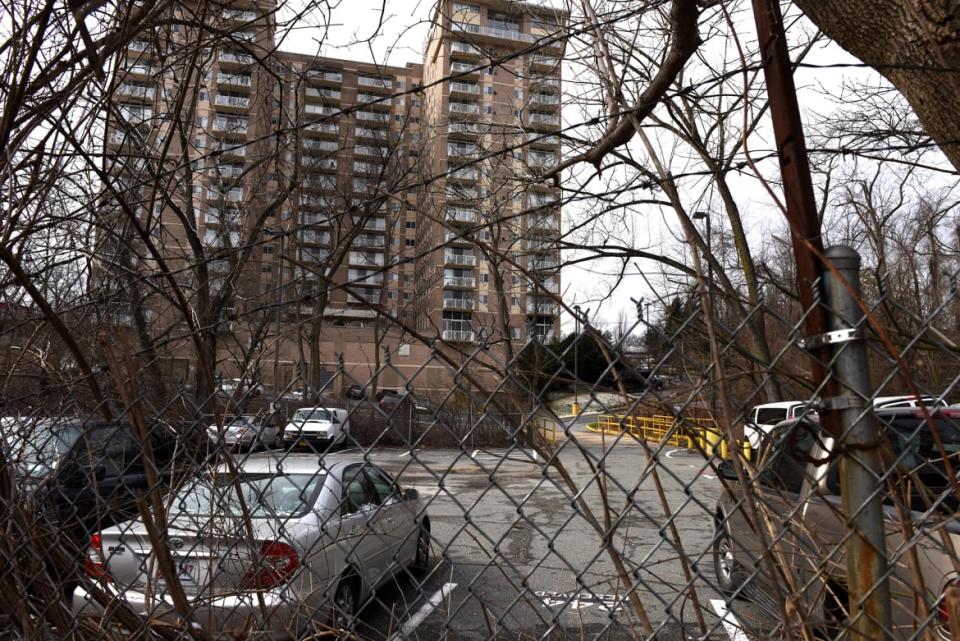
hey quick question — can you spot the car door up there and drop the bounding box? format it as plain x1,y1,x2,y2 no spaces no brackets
337,463,386,587
366,465,417,570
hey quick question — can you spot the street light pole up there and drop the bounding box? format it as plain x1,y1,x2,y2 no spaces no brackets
693,211,716,422
573,304,580,415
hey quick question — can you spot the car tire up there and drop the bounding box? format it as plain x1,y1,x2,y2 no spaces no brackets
411,524,430,575
330,574,359,628
713,520,746,596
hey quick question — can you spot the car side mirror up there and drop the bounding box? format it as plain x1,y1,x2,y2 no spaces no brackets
717,459,738,481
404,488,419,501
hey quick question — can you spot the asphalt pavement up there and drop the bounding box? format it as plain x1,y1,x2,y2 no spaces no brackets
333,416,778,641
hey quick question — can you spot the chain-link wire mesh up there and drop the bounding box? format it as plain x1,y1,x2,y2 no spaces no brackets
4,243,960,641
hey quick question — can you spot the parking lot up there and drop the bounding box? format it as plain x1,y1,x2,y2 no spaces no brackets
329,420,776,641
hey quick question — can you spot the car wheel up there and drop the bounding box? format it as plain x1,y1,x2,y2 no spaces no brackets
330,575,359,628
714,521,746,596
411,524,430,574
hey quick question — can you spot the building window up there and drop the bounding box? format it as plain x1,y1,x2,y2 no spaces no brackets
405,220,416,229
485,86,493,95
511,295,520,307
511,326,522,339
261,265,271,273
480,273,489,283
387,291,397,300
485,106,494,114
403,291,413,300
263,245,274,254
480,294,488,304
405,238,416,247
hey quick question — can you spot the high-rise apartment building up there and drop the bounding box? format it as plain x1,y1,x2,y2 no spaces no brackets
101,0,565,393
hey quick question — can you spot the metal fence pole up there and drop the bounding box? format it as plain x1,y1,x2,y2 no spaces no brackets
821,245,893,640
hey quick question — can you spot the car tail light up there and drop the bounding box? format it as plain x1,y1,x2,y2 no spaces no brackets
939,579,960,629
84,533,111,582
242,541,298,588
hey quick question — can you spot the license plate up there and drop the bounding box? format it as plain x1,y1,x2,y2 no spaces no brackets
176,560,196,583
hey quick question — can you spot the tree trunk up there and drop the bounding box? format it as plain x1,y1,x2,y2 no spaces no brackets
793,0,960,170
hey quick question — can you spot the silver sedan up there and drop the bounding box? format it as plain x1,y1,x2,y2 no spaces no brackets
73,453,430,639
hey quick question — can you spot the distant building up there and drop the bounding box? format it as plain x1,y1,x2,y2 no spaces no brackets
99,0,565,394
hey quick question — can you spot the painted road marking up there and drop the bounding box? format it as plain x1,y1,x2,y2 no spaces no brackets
535,590,625,612
387,582,457,641
710,599,752,641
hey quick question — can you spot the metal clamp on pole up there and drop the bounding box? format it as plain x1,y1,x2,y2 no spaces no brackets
799,328,863,351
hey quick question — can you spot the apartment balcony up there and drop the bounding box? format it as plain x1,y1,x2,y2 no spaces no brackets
115,83,154,100
203,208,240,227
442,297,476,310
122,62,157,78
531,330,556,342
348,291,381,305
307,69,343,84
442,329,476,343
446,185,478,201
448,122,484,138
214,94,251,110
527,214,559,233
353,160,386,175
304,156,337,171
531,55,560,71
450,61,480,77
233,30,258,43
354,234,385,247
530,280,560,294
529,256,559,271
448,143,478,159
446,208,477,224
306,87,341,101
218,72,252,88
357,93,391,109
302,230,331,245
212,116,248,136
357,75,392,89
527,300,559,315
302,212,332,227
356,110,391,125
355,126,390,142
220,51,254,66
531,75,561,90
527,238,556,252
450,41,483,59
443,276,475,288
302,174,337,191
348,270,384,286
449,166,478,183
449,101,481,116
206,187,244,203
223,9,257,22
451,22,535,44
529,134,560,150
349,251,384,267
305,104,338,117
305,121,339,137
361,217,387,231
302,248,330,263
444,251,477,266
354,145,389,158
528,151,557,168
208,164,245,179
302,138,339,154
528,191,559,208
530,93,560,109
527,113,560,130
449,81,480,97
444,231,472,246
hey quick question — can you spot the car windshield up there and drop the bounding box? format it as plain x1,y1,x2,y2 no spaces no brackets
5,422,82,477
173,473,326,518
293,409,331,421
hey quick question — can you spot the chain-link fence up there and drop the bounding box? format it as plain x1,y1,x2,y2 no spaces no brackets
4,236,960,641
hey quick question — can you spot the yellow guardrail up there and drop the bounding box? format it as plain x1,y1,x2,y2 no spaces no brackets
589,415,751,459
532,418,560,445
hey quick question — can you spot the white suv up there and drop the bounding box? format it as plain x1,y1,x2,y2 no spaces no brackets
283,407,350,448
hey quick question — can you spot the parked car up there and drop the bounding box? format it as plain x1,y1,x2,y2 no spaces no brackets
714,408,960,638
376,389,402,410
73,453,431,636
346,384,366,401
3,417,177,537
207,414,279,450
743,401,813,450
873,394,947,409
283,406,350,448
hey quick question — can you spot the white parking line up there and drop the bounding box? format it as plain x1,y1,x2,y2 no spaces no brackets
387,582,457,641
710,599,752,641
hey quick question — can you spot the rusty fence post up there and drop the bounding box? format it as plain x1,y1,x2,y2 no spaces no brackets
819,245,893,640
